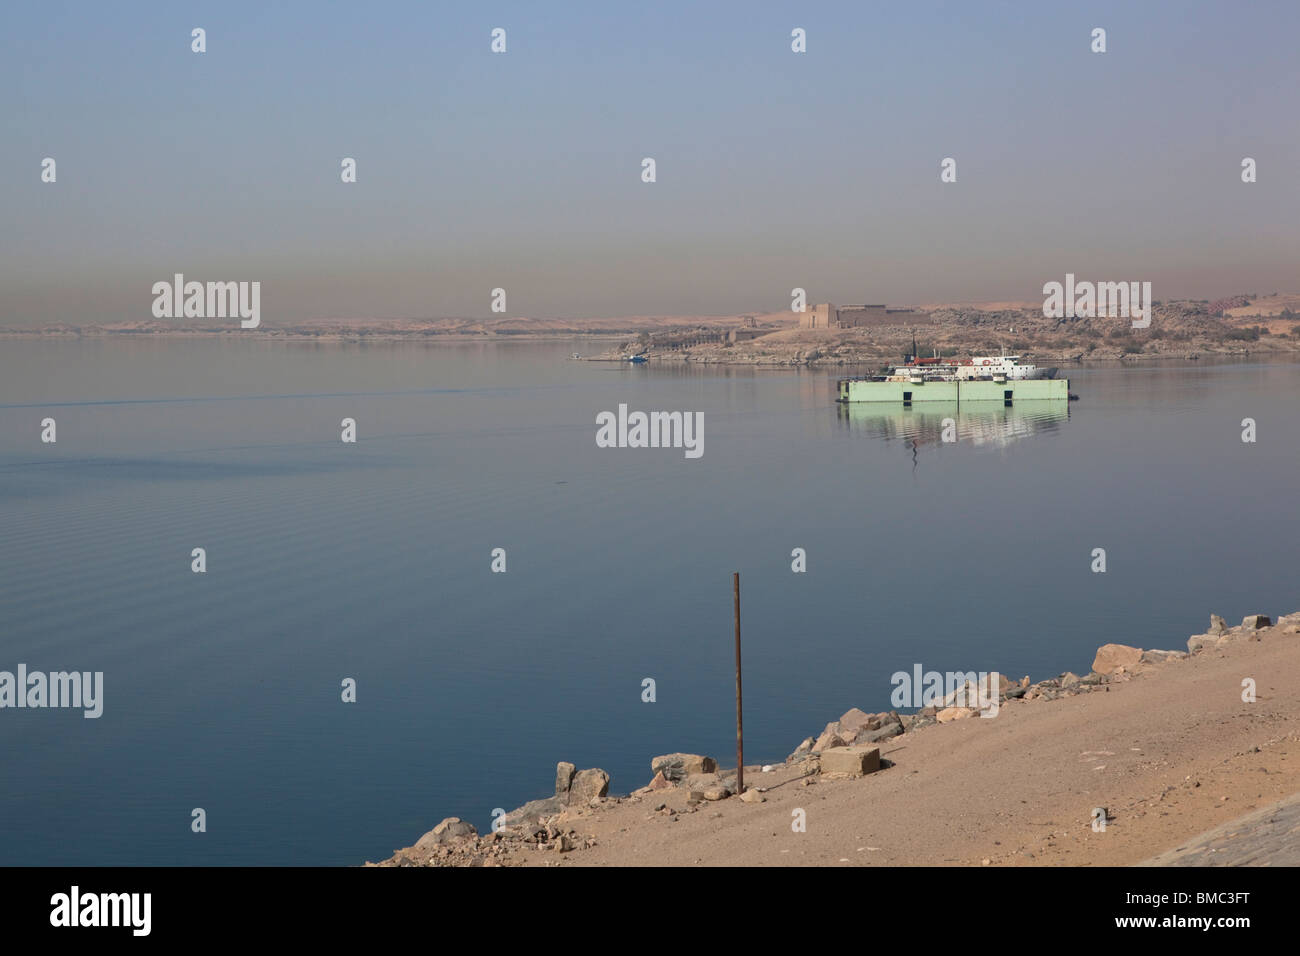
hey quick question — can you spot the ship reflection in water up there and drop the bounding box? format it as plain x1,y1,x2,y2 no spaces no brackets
836,400,1069,453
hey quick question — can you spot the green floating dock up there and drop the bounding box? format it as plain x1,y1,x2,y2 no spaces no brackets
837,378,1069,403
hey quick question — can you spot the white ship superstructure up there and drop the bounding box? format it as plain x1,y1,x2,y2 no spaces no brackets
882,352,1050,383
955,355,1041,380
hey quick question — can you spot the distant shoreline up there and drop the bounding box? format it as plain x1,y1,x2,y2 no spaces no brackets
8,294,1297,367
6,327,1298,371
0,328,631,342
5,327,1293,369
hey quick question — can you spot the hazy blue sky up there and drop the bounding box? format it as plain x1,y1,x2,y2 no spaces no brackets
3,1,1298,324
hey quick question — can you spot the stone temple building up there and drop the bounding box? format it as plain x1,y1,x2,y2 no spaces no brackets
799,303,929,329
801,303,838,328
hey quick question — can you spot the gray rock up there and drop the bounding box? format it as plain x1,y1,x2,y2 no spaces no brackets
854,717,903,744
1141,648,1188,665
683,771,722,789
651,753,717,782
1243,614,1272,630
555,761,576,798
1187,632,1214,654
506,796,566,826
415,817,477,849
1209,614,1227,635
1215,625,1263,646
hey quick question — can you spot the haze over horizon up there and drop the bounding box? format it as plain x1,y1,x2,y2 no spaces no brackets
3,0,1298,326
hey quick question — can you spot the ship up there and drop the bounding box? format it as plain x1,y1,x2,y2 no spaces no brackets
837,341,1070,404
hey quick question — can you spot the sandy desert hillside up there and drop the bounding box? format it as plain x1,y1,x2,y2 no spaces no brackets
372,612,1300,867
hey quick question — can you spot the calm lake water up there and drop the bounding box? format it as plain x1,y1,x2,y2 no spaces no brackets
1,337,1297,865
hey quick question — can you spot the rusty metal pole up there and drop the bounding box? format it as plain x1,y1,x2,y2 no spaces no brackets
733,572,744,795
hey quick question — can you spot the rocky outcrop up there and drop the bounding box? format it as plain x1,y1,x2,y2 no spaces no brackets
554,761,576,797
1187,612,1291,653
650,753,717,782
568,769,610,806
380,817,598,867
836,708,875,738
631,755,736,804
935,673,1014,709
814,729,846,751
1141,648,1188,665
378,605,1300,867
507,795,566,825
415,817,476,850
493,761,611,826
859,713,906,743
1092,643,1143,676
683,771,724,791
808,708,904,754
783,613,1287,770
375,758,617,866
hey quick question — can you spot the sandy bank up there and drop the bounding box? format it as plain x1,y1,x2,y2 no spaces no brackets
372,614,1300,867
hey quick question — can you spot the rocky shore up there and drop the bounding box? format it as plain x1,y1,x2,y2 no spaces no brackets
368,611,1300,867
595,299,1300,368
